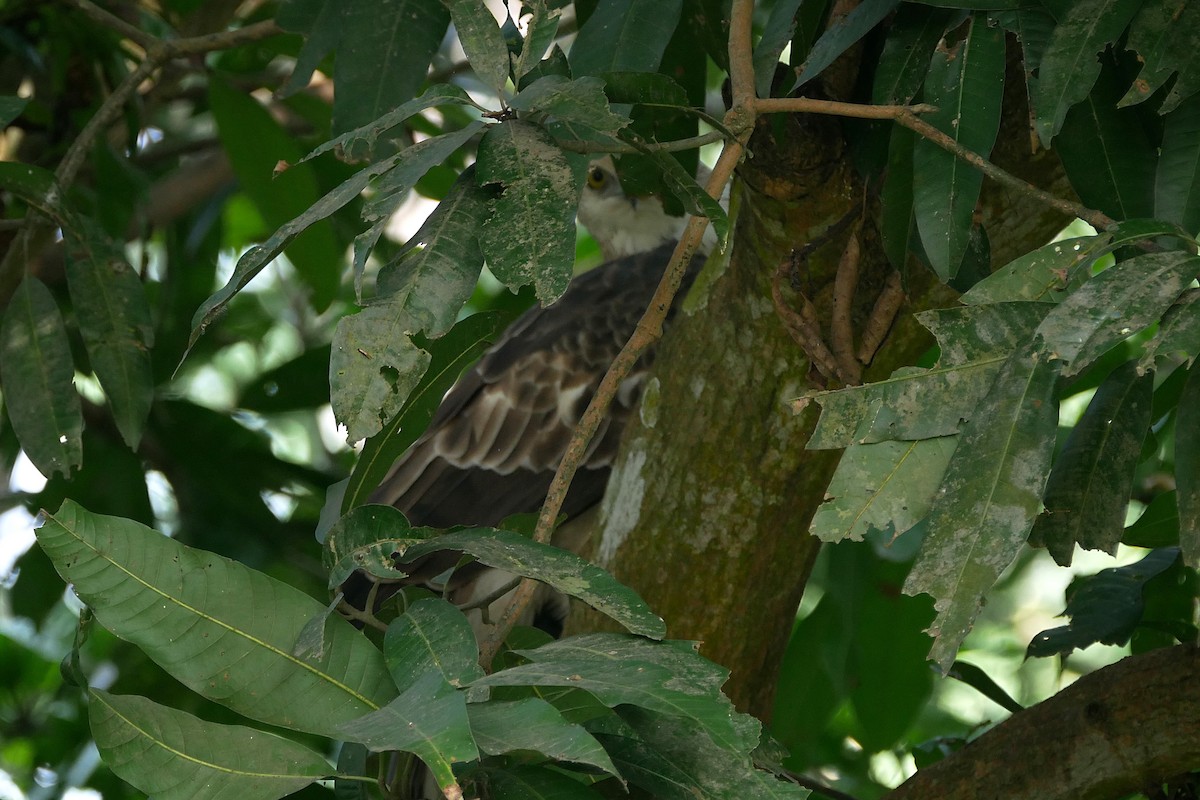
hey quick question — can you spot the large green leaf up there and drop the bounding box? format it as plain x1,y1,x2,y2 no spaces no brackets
1029,361,1153,565
959,235,1107,305
485,765,607,799
1155,95,1200,235
569,0,682,77
385,598,485,689
509,75,629,140
400,530,667,638
89,691,328,800
1056,61,1158,221
1177,366,1200,567
793,0,900,90
513,1,563,81
1140,290,1200,372
338,672,477,794
599,707,809,800
442,0,511,90
63,219,154,449
477,635,749,753
806,302,1052,448
1026,548,1180,657
476,121,579,301
36,502,397,737
1032,0,1142,145
332,0,450,138
871,3,953,105
468,698,619,777
343,312,511,511
1124,491,1180,550
209,75,340,310
323,505,440,588
913,13,1005,279
810,436,958,543
1119,0,1200,113
1035,251,1200,377
0,276,82,478
903,350,1061,671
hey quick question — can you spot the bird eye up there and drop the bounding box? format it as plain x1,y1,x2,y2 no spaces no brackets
586,167,607,189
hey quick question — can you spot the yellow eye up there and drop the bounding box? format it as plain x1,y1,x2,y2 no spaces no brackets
586,167,607,190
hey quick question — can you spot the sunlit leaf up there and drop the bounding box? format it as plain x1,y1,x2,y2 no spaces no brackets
37,502,397,737
810,436,958,543
904,350,1061,671
959,236,1106,305
0,276,82,478
90,691,328,800
1029,361,1152,565
477,121,578,301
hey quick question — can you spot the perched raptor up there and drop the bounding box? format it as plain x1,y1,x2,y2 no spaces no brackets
354,160,710,634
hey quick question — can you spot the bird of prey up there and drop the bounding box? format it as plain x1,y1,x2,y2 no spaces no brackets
351,159,710,636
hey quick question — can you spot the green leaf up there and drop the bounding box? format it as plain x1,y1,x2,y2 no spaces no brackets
344,312,511,511
1035,251,1200,377
1155,95,1200,235
0,276,82,478
442,0,511,90
323,505,441,589
89,691,328,800
904,350,1061,672
623,138,730,245
63,221,154,449
509,75,629,139
1118,0,1200,113
871,4,952,105
485,765,607,799
385,598,485,689
913,14,1005,279
476,121,578,301
1124,491,1180,549
1177,366,1200,567
793,0,899,89
189,145,417,352
0,95,27,127
946,661,1022,713
810,436,958,543
806,302,1052,448
1140,290,1200,371
753,0,804,97
350,121,485,298
304,84,476,165
599,707,809,800
1032,0,1142,145
1056,61,1158,221
332,0,450,138
959,235,1107,305
401,530,667,638
338,672,477,793
468,698,619,777
1027,548,1180,657
514,1,563,80
881,125,916,271
239,345,332,413
209,75,339,310
1029,361,1153,565
569,0,682,77
36,501,397,737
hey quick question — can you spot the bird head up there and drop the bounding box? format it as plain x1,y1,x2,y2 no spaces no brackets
577,157,687,261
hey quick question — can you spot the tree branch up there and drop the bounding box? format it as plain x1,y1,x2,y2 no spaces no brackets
885,645,1200,800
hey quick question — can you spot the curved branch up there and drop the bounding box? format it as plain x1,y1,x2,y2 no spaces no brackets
886,645,1200,800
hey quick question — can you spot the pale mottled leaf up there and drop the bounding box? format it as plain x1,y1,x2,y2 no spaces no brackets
442,0,511,90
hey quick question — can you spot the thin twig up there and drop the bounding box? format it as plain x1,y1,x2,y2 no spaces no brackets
830,223,863,384
67,0,158,50
857,269,905,365
457,575,522,613
755,96,935,120
558,128,727,155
